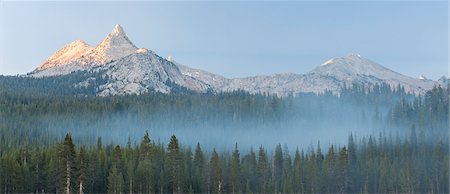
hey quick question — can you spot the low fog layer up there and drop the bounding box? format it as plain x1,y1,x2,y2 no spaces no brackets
3,83,446,153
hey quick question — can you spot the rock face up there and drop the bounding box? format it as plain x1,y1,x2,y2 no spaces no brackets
29,25,441,96
93,49,209,96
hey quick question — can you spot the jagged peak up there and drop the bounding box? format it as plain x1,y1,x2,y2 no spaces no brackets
111,24,125,36
88,24,139,63
98,24,137,48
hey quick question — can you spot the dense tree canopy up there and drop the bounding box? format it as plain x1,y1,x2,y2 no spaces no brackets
0,74,448,193
0,131,448,193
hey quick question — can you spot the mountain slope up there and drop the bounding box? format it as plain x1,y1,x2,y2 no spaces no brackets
178,54,439,96
308,54,437,94
37,40,93,71
86,49,209,96
28,24,441,96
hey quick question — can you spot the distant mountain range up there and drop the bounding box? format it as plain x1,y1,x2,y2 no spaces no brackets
29,24,446,96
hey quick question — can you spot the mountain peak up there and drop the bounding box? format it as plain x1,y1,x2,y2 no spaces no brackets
37,39,93,70
320,54,368,67
100,24,136,48
313,54,397,79
111,24,125,36
89,24,138,63
320,53,365,67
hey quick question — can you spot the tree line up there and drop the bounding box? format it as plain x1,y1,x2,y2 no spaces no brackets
1,130,448,193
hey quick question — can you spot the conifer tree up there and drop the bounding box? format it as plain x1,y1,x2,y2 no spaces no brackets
241,147,257,193
58,133,77,194
257,146,269,193
184,148,193,193
167,135,182,193
107,164,124,194
229,143,241,193
293,148,303,193
210,149,223,194
78,146,88,194
140,131,152,161
193,143,206,193
135,132,153,193
338,146,349,193
273,144,283,192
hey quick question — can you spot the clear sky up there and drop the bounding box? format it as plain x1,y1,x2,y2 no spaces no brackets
0,1,448,79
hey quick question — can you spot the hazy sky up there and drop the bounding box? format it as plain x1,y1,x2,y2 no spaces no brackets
0,1,448,79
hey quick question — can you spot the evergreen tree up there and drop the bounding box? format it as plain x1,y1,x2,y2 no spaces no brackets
184,147,193,193
257,146,269,193
140,131,152,161
273,144,283,192
193,143,206,193
135,133,153,193
241,147,257,193
338,146,349,193
31,149,48,193
210,149,223,194
347,133,357,193
78,146,88,194
167,135,182,193
107,164,124,194
58,133,77,194
293,148,303,193
229,143,241,193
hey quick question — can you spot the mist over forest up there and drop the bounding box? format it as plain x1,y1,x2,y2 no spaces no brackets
0,75,448,152
0,74,449,193
1,1,448,192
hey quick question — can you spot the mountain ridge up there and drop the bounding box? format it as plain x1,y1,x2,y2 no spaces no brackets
29,24,442,96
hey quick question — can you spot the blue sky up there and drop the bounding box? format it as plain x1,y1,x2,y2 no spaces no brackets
0,1,448,79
